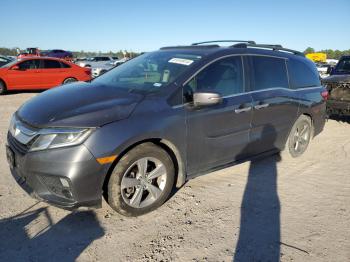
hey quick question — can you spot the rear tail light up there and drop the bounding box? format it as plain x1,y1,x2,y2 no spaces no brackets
85,68,91,76
321,90,329,101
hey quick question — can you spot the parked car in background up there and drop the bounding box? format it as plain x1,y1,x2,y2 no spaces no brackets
0,55,13,67
78,56,126,78
0,57,91,94
17,48,41,59
322,55,350,116
41,49,73,59
6,40,327,216
316,63,332,78
91,64,115,78
78,56,115,67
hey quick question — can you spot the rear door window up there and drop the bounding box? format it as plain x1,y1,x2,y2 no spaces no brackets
288,59,320,88
43,60,62,69
251,56,289,90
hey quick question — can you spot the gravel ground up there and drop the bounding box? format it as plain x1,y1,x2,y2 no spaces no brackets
0,92,349,262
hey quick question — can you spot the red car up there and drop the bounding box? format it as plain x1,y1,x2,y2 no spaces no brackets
0,57,91,94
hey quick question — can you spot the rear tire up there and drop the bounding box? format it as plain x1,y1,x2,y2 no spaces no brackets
107,143,175,216
286,115,312,158
0,80,7,95
63,77,77,84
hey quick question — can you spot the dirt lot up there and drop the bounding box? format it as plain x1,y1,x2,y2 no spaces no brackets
0,92,349,262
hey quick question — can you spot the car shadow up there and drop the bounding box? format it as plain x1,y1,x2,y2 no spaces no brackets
3,90,45,96
234,124,281,261
0,204,104,262
328,114,350,123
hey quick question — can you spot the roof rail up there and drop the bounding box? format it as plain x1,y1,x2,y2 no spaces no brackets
232,43,304,56
192,40,256,46
160,45,220,50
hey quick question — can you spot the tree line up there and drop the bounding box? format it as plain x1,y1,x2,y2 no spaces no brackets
2,46,349,60
304,47,350,60
0,47,139,58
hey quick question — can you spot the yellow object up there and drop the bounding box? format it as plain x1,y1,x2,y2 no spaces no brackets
96,155,117,164
306,53,327,63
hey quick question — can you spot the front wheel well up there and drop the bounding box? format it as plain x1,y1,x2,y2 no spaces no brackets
0,78,7,94
0,78,7,88
102,139,185,201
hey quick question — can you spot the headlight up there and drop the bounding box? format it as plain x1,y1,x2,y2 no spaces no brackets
9,115,16,136
29,128,92,152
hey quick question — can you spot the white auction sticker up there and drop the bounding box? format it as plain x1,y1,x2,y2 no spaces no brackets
168,58,194,66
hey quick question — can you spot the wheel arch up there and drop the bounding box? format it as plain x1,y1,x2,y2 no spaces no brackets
62,77,78,84
102,138,186,200
0,78,7,87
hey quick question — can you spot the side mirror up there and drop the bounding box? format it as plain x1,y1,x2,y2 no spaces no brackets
193,92,222,107
11,65,20,70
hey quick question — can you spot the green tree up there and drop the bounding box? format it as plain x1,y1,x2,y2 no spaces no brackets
304,47,315,54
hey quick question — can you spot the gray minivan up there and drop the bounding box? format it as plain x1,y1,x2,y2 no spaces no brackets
6,41,327,216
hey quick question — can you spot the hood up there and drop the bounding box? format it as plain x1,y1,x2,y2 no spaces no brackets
17,82,144,128
323,74,350,83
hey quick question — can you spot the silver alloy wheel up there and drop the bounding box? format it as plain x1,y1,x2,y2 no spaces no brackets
121,157,167,208
291,121,310,154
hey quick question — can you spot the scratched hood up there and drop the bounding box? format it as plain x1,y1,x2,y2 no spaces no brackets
17,82,144,128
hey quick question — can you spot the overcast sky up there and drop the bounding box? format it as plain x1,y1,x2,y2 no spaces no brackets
1,0,349,52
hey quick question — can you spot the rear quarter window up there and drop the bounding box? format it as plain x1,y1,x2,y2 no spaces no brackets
288,59,320,88
251,56,289,90
60,62,71,68
43,60,62,69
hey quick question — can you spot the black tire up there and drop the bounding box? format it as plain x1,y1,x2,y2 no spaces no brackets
100,70,107,75
286,115,313,158
0,80,7,95
107,143,175,216
63,77,77,84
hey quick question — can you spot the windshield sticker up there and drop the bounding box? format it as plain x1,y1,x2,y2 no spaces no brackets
168,58,194,66
153,83,162,87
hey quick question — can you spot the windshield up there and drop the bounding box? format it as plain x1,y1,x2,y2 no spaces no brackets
335,57,350,73
1,59,18,68
92,51,202,93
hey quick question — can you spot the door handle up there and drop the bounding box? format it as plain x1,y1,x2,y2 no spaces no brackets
234,107,252,113
254,103,269,110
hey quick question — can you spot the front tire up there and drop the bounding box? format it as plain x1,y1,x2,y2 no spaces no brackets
0,80,7,95
286,115,312,158
107,143,175,216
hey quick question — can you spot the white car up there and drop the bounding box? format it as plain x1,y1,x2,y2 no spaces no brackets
91,57,131,78
78,56,115,68
316,63,332,78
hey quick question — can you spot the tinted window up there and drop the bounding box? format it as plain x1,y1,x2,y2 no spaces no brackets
288,59,320,88
60,62,71,68
43,60,62,68
335,57,350,73
18,60,40,70
251,56,289,90
95,57,110,62
184,56,244,100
